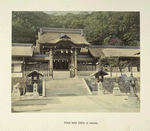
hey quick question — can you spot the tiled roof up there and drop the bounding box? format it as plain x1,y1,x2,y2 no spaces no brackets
89,48,140,58
38,32,90,46
12,43,34,57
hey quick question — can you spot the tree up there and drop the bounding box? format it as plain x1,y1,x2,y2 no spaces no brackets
12,11,140,46
108,38,123,45
12,11,54,43
99,56,129,82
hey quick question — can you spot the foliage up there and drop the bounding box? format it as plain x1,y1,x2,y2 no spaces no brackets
99,56,129,69
108,38,123,45
12,11,140,46
99,57,130,79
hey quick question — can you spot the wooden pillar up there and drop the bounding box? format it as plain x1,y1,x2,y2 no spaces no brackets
49,49,53,78
71,51,74,65
68,62,70,71
42,79,45,97
128,66,130,72
101,75,104,82
40,44,44,54
116,66,118,83
137,64,140,72
120,66,122,75
47,62,49,77
70,50,75,78
131,58,133,75
23,59,26,95
85,62,87,70
74,49,78,77
23,59,25,78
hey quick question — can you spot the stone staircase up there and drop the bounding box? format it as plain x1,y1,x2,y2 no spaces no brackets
45,78,91,97
53,71,70,79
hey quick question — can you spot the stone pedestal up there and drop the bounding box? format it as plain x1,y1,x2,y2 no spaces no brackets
129,85,137,97
128,85,140,107
33,83,39,99
113,82,121,96
70,65,75,78
98,81,103,95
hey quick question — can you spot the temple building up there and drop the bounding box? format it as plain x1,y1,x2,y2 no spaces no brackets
12,27,140,79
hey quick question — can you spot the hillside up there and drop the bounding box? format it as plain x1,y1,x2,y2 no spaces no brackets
12,11,140,46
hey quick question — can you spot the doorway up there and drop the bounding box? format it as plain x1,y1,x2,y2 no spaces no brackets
53,60,69,70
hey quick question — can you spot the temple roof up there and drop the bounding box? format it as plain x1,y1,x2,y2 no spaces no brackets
89,48,140,58
12,43,34,57
37,28,90,46
38,32,90,46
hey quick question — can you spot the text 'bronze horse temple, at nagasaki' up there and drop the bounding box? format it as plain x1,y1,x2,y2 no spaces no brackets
12,27,140,93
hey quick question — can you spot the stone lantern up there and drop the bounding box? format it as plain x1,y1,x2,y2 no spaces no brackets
26,70,44,98
127,74,139,106
128,74,137,97
90,68,108,95
90,68,108,84
26,70,44,84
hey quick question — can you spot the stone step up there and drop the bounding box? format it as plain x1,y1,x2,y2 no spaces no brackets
45,78,91,97
53,71,70,79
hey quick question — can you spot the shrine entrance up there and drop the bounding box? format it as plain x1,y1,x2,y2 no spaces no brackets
53,60,69,70
41,38,88,78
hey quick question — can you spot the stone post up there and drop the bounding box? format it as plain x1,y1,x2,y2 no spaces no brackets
74,48,78,77
98,81,103,95
49,49,53,78
42,79,45,97
33,83,39,99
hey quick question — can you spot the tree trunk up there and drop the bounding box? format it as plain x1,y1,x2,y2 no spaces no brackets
120,66,122,75
116,66,118,83
110,66,112,77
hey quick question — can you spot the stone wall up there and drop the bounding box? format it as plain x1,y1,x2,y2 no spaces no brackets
77,64,96,71
25,63,49,71
85,77,140,93
78,71,95,76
